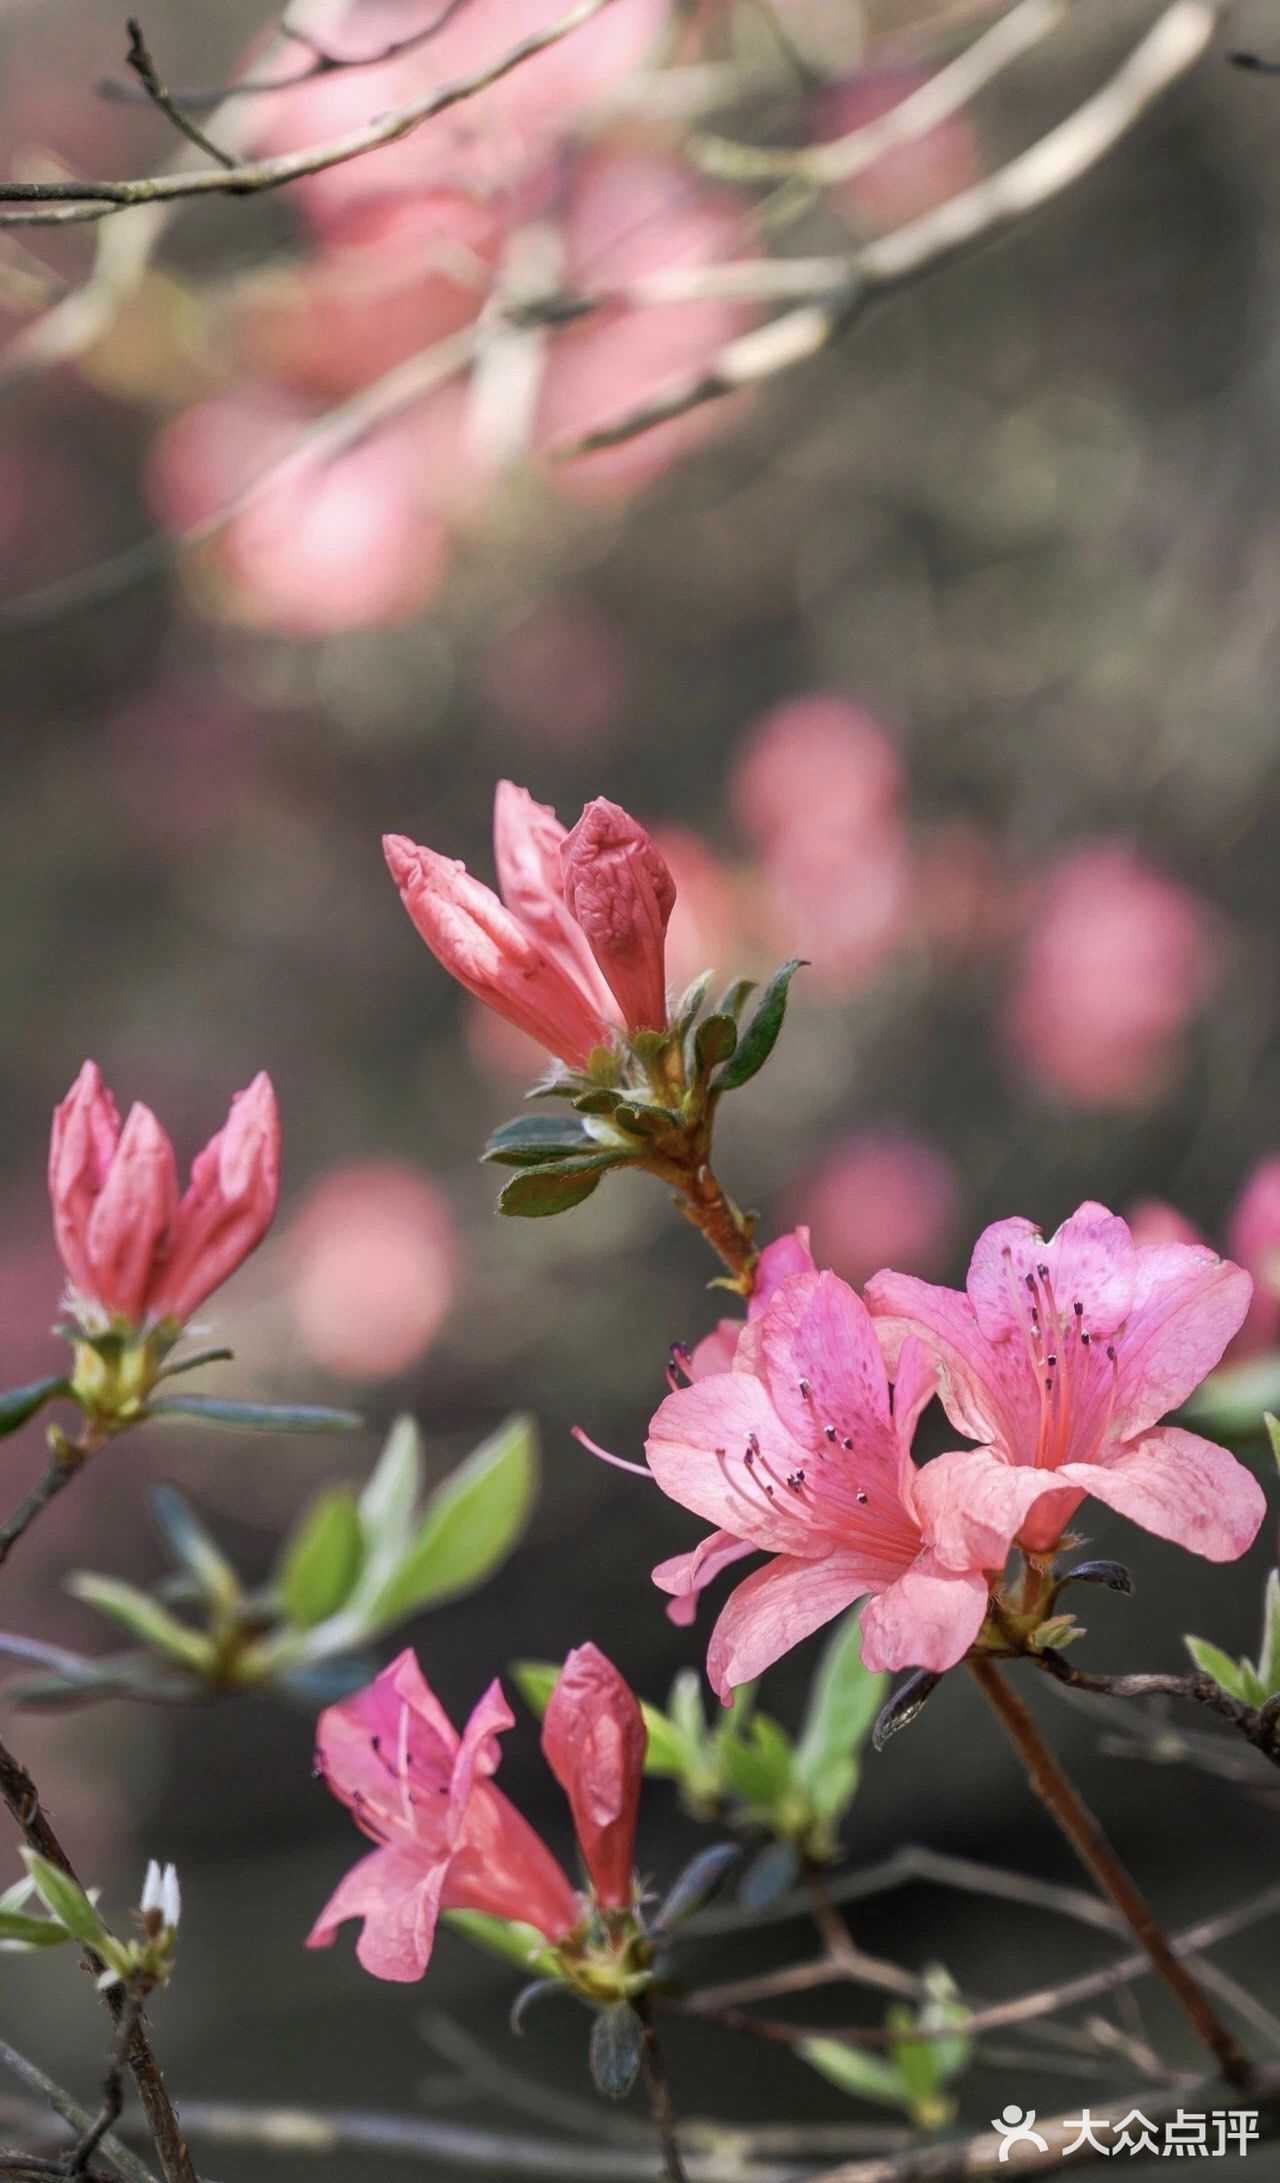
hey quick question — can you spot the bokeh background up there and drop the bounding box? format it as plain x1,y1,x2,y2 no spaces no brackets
1,0,1279,2170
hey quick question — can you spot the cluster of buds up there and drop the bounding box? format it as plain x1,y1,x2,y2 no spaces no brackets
386,785,801,1277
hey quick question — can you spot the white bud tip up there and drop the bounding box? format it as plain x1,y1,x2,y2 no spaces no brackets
140,1859,163,1915
161,1863,181,1931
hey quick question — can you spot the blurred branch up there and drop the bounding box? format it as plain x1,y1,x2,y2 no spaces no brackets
694,0,1071,183
101,0,474,112
0,2038,155,2183
0,0,617,227
554,0,1227,456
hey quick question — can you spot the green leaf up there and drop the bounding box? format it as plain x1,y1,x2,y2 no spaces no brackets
916,1966,971,2082
718,1713,794,1809
0,1377,68,1437
483,1115,596,1167
714,977,756,1023
1184,1635,1250,1702
148,1396,361,1433
0,1908,73,1950
444,1909,562,1976
793,1610,886,1824
149,1486,239,1609
368,1415,537,1625
358,1415,423,1548
1268,1413,1280,1471
711,959,804,1093
1185,1361,1280,1438
66,1574,212,1672
512,1659,560,1717
21,1853,109,1952
693,1013,737,1077
589,2002,643,2101
798,2036,909,2110
652,1844,739,1932
496,1157,624,1218
1259,1570,1280,1696
280,1489,363,1629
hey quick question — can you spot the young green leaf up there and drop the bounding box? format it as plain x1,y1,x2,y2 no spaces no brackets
0,1908,74,1950
279,1488,364,1629
717,1712,794,1810
1184,1635,1251,1703
0,1377,68,1437
711,959,804,1093
651,1843,739,1932
797,2036,909,2110
497,1157,623,1218
693,1012,737,1077
66,1574,213,1672
483,1115,598,1167
148,1396,361,1433
673,970,715,1033
149,1485,240,1610
368,1415,537,1624
445,1909,562,1977
358,1415,424,1549
1259,1570,1280,1695
793,1610,886,1824
21,1852,110,1952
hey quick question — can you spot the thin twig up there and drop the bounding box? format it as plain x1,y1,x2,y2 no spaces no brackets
69,1996,144,2176
0,1735,197,2183
636,1999,689,2183
0,0,617,226
1037,1650,1280,1766
970,1657,1254,2086
102,0,473,112
123,24,236,167
0,1452,82,1572
0,2037,156,2183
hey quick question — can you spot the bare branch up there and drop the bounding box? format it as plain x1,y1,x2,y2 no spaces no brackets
0,0,617,227
101,0,474,112
123,22,236,167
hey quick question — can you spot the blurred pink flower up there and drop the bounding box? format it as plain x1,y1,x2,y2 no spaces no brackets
1130,1162,1280,1364
731,695,903,852
915,818,1022,962
50,1063,280,1332
537,150,756,498
648,1270,992,1696
308,1650,580,1982
817,67,984,232
249,0,665,233
1003,842,1219,1108
482,603,630,749
789,1128,961,1292
762,823,912,995
234,193,505,398
286,1162,456,1379
869,1200,1263,1568
148,382,478,634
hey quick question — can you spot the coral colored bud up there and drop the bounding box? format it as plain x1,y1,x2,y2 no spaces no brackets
542,1643,646,1910
384,832,613,1070
48,1063,279,1333
560,799,675,1035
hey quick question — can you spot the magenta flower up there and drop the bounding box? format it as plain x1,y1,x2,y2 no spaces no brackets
646,1269,992,1698
308,1650,580,1984
49,1062,280,1333
542,1644,646,1911
867,1201,1265,1571
385,785,676,1068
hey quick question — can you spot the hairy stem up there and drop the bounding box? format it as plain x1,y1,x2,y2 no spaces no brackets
970,1656,1254,2086
0,1734,198,2183
675,1163,758,1295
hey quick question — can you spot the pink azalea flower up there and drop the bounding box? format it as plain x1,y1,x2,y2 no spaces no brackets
308,1650,580,1983
646,1268,992,1697
542,1644,646,1910
385,785,675,1067
49,1063,280,1333
536,150,756,498
1003,843,1219,1109
867,1201,1265,1571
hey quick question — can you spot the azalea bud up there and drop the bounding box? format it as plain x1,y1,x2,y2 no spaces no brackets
140,1859,181,1933
48,1064,280,1340
561,800,676,1037
542,1643,646,1910
384,832,613,1070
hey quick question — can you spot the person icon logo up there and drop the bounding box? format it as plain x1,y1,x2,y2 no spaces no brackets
992,2106,1050,2162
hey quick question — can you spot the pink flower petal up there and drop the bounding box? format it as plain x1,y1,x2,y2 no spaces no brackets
646,1371,829,1556
1059,1427,1266,1563
967,1204,1135,1345
706,1550,877,1702
652,1529,756,1624
868,1270,1039,1455
859,1555,989,1675
307,1845,447,1984
910,1446,1064,1571
1115,1244,1253,1441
